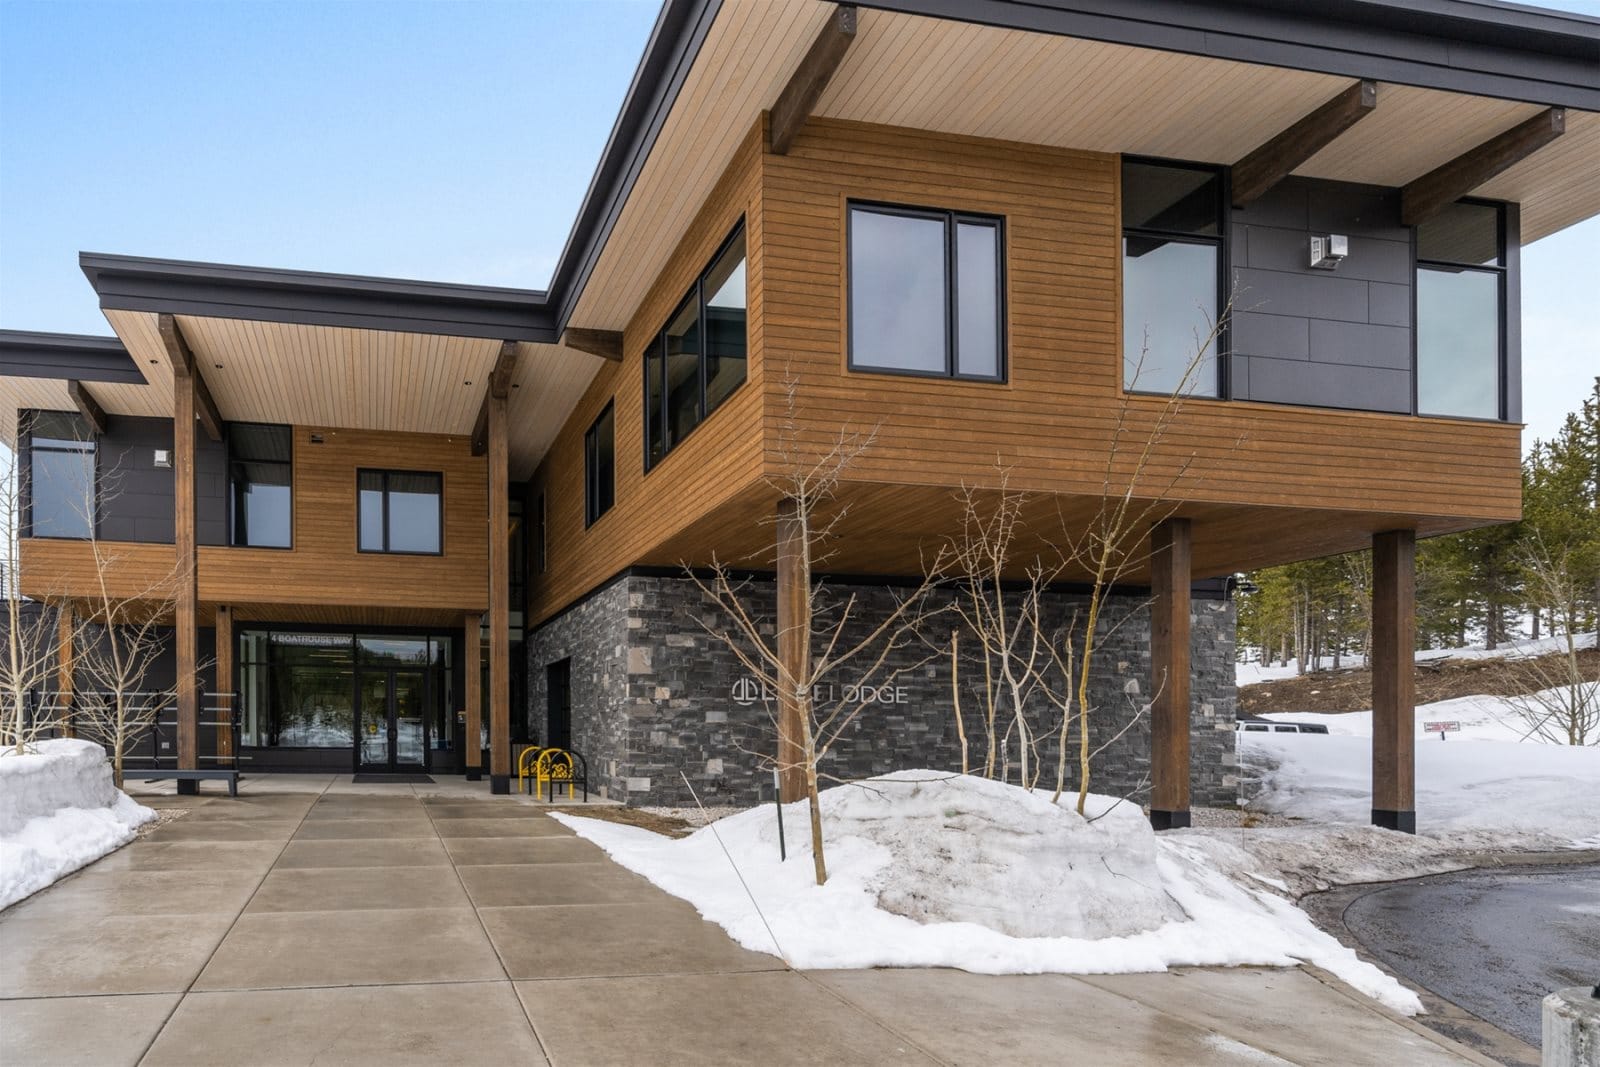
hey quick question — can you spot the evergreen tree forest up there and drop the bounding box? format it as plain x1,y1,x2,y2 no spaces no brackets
1237,379,1600,669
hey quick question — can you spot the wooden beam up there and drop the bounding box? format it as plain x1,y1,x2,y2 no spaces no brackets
560,328,624,363
1371,529,1416,833
156,314,223,442
66,381,107,436
775,498,808,802
1232,80,1377,208
57,606,75,739
171,331,200,793
472,341,519,456
488,387,512,793
1401,107,1565,226
464,611,482,780
769,4,857,155
1149,517,1192,830
214,606,234,765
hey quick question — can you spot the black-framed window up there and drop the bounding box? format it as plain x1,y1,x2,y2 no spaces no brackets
357,470,443,554
1416,200,1505,421
645,222,747,470
847,202,1005,381
227,423,292,548
1121,159,1224,397
26,411,95,539
584,402,615,527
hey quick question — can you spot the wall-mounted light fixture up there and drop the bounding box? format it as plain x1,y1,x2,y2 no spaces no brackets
1309,234,1349,270
309,433,324,444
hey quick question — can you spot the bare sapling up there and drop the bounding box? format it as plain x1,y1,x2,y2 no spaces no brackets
1506,534,1599,745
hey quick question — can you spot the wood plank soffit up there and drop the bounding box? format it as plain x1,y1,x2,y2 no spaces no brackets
1231,80,1378,208
768,4,858,155
66,380,108,435
560,328,624,362
156,313,223,442
1401,107,1565,226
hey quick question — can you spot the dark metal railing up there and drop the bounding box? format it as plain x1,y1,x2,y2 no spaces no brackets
25,688,246,768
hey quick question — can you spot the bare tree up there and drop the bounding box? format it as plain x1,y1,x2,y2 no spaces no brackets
689,378,949,885
1506,534,1599,745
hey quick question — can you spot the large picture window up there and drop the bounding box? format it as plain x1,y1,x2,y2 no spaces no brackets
645,222,747,470
357,470,443,554
847,203,1004,381
228,423,292,548
584,402,615,527
1416,200,1505,421
27,411,95,539
1121,159,1223,397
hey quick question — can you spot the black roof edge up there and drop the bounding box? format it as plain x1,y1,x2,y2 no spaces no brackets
861,0,1599,110
80,252,559,344
0,330,145,385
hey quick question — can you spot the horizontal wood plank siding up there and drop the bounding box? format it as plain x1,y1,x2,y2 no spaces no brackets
528,122,768,626
760,117,1522,520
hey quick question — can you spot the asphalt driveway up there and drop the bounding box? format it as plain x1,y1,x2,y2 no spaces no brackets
1,780,1491,1066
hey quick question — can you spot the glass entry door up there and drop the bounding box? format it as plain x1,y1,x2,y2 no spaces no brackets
356,669,430,771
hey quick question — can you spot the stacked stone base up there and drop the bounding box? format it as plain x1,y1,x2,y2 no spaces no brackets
528,572,1238,808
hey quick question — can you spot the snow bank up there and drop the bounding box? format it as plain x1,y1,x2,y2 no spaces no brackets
553,771,1420,1014
1262,685,1599,745
0,739,155,909
1237,631,1596,687
1241,732,1600,846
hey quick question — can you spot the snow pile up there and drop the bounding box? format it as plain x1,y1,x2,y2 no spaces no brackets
553,771,1420,1014
0,739,155,909
1237,631,1596,687
1241,732,1600,846
1262,685,1598,745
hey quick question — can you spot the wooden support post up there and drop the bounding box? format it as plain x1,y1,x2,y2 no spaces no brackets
464,612,482,781
487,341,516,793
56,606,75,738
1401,107,1564,227
167,327,200,794
1232,80,1377,207
214,606,233,765
67,381,108,436
1149,518,1192,830
775,498,808,802
768,4,857,154
559,328,625,363
1372,530,1416,833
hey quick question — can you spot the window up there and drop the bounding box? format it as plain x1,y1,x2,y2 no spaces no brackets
645,222,747,470
1416,200,1505,420
27,411,94,539
228,423,292,548
357,470,442,554
847,203,1004,380
1121,159,1223,397
584,402,615,527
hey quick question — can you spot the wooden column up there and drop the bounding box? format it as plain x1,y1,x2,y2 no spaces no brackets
171,345,200,794
464,612,482,781
488,389,511,793
214,606,233,764
774,498,808,802
1371,529,1417,833
56,606,74,738
1149,517,1192,830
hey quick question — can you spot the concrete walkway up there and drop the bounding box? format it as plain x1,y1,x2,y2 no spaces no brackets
1,781,1491,1066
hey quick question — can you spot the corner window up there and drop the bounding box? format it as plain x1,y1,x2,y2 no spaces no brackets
357,470,442,554
228,423,292,548
1121,159,1223,397
1416,201,1504,420
27,411,95,539
584,402,615,527
847,203,1005,381
645,222,747,470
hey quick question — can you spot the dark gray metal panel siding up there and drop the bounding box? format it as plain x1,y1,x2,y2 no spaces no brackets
1228,177,1414,414
95,417,226,546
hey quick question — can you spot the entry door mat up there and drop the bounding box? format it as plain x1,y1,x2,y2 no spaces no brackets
350,773,435,784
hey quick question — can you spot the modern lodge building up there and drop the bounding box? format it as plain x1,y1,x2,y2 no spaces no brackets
3,0,1596,831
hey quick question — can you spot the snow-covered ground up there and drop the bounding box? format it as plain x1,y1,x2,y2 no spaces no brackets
0,739,155,909
555,771,1424,1014
1236,631,1597,687
1261,684,1598,745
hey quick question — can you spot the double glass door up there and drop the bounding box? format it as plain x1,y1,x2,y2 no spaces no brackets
357,669,429,771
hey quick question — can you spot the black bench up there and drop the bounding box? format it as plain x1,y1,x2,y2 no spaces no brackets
128,769,241,797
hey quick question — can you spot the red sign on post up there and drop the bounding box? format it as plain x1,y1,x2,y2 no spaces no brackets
1423,721,1461,736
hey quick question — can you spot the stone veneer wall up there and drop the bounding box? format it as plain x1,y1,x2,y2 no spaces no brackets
528,573,1237,808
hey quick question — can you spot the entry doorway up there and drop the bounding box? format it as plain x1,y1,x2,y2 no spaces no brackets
357,668,430,772
546,660,572,750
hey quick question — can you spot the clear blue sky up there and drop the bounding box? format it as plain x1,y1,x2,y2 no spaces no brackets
2,0,1596,446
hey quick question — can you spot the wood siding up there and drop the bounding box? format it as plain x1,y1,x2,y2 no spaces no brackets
528,122,768,626
21,424,488,620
